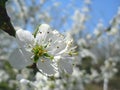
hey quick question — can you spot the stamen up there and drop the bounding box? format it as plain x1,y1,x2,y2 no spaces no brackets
32,45,54,62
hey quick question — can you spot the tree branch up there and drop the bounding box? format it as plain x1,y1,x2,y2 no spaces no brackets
0,0,16,37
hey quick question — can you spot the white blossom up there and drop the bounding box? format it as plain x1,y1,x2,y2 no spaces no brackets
0,69,9,82
9,24,74,76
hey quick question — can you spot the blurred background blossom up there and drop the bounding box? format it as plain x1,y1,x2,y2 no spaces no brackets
0,0,120,90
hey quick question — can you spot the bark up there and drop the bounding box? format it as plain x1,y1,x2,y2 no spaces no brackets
0,0,16,37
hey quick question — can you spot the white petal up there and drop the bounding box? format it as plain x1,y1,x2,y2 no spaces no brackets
58,59,73,74
39,24,50,31
9,48,32,69
20,79,30,84
46,30,66,55
20,47,33,62
16,29,34,48
37,59,56,76
47,41,66,56
35,24,51,45
16,74,24,81
35,33,45,45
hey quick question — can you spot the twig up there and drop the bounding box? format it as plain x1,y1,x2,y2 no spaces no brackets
0,0,16,37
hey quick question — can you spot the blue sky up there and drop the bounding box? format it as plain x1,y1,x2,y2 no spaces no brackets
50,0,120,32
26,0,120,32
73,0,119,32
90,0,120,26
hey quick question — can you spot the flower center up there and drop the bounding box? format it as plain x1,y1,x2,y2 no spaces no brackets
32,45,54,62
32,45,47,56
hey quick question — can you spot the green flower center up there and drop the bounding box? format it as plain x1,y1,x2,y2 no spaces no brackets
32,45,54,62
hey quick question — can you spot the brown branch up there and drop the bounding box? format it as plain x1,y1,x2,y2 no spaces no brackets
0,0,16,37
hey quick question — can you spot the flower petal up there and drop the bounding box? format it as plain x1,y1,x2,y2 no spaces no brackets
9,48,32,69
58,59,73,74
37,58,56,76
20,47,33,62
35,24,51,45
38,24,50,32
16,29,34,48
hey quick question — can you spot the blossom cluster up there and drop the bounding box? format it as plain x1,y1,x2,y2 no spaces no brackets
0,0,120,90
